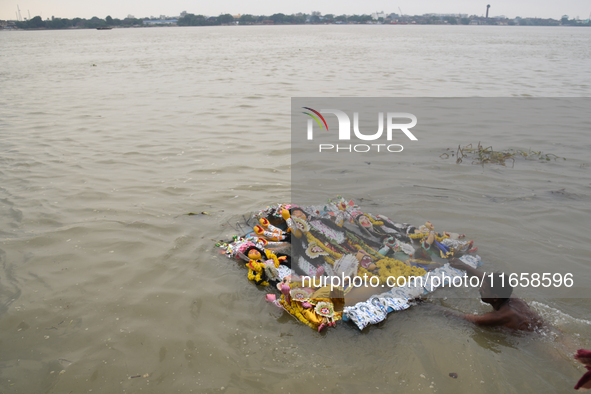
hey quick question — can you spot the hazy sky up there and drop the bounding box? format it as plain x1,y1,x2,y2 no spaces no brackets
2,0,589,21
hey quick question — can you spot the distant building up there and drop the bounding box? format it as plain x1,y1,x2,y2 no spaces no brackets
372,11,386,20
143,19,178,25
425,13,462,17
0,20,17,29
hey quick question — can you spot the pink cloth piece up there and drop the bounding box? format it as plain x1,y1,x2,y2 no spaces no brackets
575,349,591,390
265,294,276,302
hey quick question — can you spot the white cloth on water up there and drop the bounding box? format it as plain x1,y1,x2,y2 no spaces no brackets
343,255,482,330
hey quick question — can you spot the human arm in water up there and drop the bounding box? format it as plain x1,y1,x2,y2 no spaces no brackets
445,308,513,327
425,302,512,327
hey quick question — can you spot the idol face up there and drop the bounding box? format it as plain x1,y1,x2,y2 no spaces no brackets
358,215,372,228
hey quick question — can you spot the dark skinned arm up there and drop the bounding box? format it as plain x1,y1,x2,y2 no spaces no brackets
459,311,512,327
437,305,512,327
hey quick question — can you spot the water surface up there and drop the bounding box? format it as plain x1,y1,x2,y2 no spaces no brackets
1,25,591,393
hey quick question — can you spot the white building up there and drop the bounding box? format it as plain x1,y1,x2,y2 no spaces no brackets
371,11,386,20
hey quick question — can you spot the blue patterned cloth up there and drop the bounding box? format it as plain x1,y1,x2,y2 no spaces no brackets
343,255,482,330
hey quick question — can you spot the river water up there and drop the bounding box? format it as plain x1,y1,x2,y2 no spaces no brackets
1,25,591,393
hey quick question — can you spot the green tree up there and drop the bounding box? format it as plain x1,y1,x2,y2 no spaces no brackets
270,13,285,24
120,17,143,26
239,14,255,24
29,15,45,28
86,16,106,28
292,14,306,24
48,17,67,29
460,17,470,25
106,15,113,25
178,14,208,26
560,15,569,25
218,14,234,24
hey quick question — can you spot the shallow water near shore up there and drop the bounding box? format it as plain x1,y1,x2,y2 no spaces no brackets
1,25,591,393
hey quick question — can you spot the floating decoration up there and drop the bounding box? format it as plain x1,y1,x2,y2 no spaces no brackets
290,288,310,303
217,198,482,332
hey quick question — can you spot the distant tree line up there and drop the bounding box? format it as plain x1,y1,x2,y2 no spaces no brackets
13,12,586,30
15,15,144,29
177,13,378,26
162,12,576,27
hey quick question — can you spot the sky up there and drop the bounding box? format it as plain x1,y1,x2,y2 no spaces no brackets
2,0,590,21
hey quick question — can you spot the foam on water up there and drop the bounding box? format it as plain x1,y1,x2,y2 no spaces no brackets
531,301,591,327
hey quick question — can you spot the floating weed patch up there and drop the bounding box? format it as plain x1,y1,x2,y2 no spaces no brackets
440,142,566,167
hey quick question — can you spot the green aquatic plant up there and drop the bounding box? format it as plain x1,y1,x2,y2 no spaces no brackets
440,142,566,167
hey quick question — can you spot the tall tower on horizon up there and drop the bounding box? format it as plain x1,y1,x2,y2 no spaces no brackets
486,4,490,18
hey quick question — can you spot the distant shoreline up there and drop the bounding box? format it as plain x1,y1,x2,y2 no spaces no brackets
2,13,589,31
4,23,591,31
